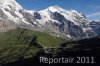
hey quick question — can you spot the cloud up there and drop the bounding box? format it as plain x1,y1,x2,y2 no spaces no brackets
88,6,100,9
86,11,100,17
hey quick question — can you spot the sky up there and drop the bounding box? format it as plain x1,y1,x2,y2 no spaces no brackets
16,0,100,20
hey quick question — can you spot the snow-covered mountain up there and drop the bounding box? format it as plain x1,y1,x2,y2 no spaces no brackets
0,0,96,39
29,5,96,39
0,0,38,32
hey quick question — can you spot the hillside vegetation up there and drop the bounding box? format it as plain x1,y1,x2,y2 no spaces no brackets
0,28,64,47
0,28,65,64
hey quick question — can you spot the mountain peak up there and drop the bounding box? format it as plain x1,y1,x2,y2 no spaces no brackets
48,5,62,9
46,5,66,12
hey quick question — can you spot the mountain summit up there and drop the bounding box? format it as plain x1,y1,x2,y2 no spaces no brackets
31,6,96,39
0,0,96,39
45,5,66,12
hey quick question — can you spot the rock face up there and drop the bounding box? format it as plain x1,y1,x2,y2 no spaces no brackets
29,6,96,39
89,21,100,35
0,0,39,31
0,0,97,39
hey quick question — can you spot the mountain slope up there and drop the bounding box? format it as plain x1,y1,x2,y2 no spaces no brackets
0,28,64,64
89,21,100,35
0,28,64,47
30,6,96,39
0,45,43,64
0,0,38,31
0,0,97,39
2,36,100,66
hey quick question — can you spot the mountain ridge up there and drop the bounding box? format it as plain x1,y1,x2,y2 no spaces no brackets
30,5,96,39
0,0,97,39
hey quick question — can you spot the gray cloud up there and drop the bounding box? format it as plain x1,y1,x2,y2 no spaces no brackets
88,6,100,9
87,11,100,17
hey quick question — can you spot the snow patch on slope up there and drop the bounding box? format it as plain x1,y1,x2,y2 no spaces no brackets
33,5,88,27
0,0,22,11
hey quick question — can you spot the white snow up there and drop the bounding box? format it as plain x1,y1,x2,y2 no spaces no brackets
0,0,22,11
82,27,92,32
0,0,32,26
14,11,23,18
1,8,14,19
26,10,35,15
46,5,66,13
67,34,72,38
34,5,88,27
0,0,95,39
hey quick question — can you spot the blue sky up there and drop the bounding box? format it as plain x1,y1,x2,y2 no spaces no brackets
16,0,100,20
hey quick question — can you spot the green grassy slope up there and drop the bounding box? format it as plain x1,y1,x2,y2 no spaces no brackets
0,28,64,47
0,28,65,64
0,45,43,64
